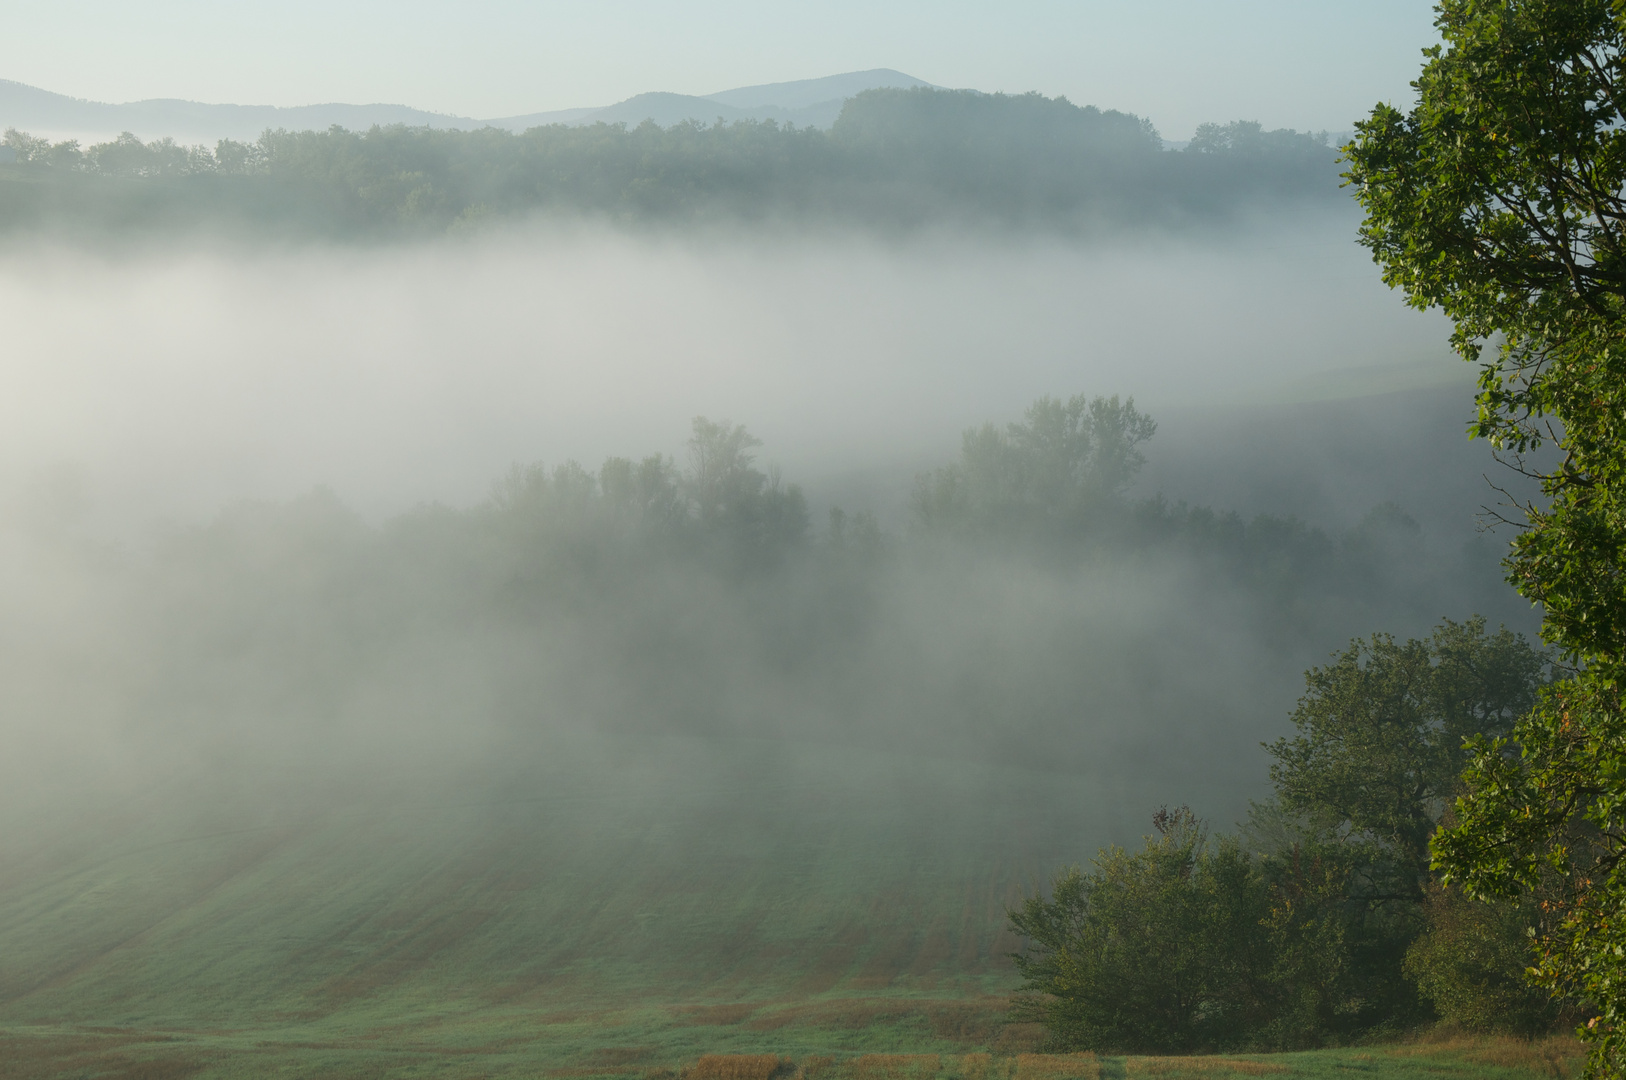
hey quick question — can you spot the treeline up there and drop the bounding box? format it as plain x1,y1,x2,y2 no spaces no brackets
1008,619,1576,1051
0,88,1342,237
911,394,1468,621
4,390,1510,805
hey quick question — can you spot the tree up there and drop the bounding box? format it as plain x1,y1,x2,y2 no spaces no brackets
1007,808,1274,1053
1256,619,1547,1036
683,417,807,562
2,128,50,163
1345,0,1626,666
1344,2,1626,1070
1266,619,1547,907
1403,881,1565,1036
1187,121,1331,160
912,393,1156,537
1010,622,1551,1052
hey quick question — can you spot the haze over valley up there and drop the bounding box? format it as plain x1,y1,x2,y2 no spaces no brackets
0,18,1558,1073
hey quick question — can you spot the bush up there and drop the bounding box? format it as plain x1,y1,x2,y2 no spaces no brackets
1404,883,1562,1036
1007,808,1274,1053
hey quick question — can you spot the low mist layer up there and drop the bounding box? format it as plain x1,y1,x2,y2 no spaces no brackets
0,219,1528,1048
0,217,1450,527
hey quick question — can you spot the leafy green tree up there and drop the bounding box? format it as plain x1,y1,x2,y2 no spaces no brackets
686,417,765,525
1008,620,1550,1053
2,128,50,163
1187,121,1331,159
1252,841,1363,1046
912,393,1155,537
1345,1,1626,1069
1254,619,1548,1035
1008,808,1274,1053
86,132,212,178
684,416,807,562
599,454,685,533
1266,618,1547,906
1403,882,1564,1037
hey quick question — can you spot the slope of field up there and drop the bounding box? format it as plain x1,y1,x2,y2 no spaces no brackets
0,735,1222,1068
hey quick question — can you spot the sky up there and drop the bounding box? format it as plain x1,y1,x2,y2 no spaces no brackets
6,0,1439,139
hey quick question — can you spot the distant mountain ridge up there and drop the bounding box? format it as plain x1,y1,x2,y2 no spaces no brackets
0,80,478,145
0,69,937,146
490,70,935,131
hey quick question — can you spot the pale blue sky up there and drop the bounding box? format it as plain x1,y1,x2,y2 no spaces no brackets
5,0,1437,138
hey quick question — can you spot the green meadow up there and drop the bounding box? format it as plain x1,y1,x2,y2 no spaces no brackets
0,739,1575,1078
0,741,1074,1075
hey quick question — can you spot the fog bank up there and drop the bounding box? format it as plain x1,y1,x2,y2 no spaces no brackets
0,215,1450,531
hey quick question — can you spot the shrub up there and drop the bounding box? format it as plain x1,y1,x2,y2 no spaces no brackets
1404,883,1563,1036
1007,808,1273,1052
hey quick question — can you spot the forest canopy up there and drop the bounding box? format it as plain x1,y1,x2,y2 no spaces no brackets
0,88,1342,238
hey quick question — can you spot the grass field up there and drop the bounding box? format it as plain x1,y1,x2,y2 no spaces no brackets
0,1027,1586,1079
0,737,1580,1078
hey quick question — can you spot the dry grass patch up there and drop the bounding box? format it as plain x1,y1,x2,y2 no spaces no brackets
958,1053,998,1080
839,1054,943,1080
1387,1032,1585,1078
687,1054,791,1080
1013,1052,1100,1080
1125,1057,1286,1078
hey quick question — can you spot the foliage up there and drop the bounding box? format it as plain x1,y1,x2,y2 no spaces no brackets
1262,620,1547,1035
1403,883,1563,1037
832,88,1161,161
1252,840,1362,1046
1345,1,1626,1072
1430,679,1621,1050
1013,621,1553,1051
1008,808,1274,1053
910,401,1486,640
1266,619,1548,906
684,417,809,563
87,389,1514,799
911,395,1156,538
1188,122,1331,160
485,416,807,570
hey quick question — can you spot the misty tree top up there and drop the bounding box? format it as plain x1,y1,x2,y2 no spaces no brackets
0,88,1345,239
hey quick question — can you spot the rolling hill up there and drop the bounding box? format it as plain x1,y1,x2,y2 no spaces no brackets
0,69,935,147
0,735,1149,1070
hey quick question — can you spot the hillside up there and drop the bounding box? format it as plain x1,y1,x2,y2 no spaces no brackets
1,739,1589,1078
0,78,479,146
0,739,1131,1059
0,69,934,146
494,71,935,131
